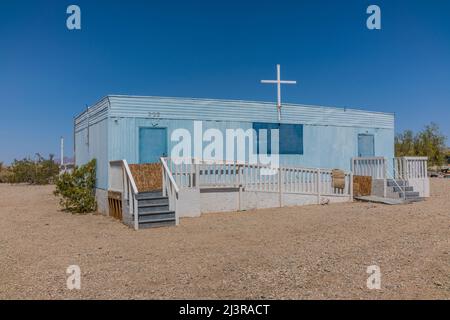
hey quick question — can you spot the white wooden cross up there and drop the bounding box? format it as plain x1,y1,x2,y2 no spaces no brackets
261,64,297,121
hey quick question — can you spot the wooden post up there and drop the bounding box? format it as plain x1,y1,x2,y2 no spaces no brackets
383,158,387,198
350,172,354,202
195,162,200,188
239,185,243,211
175,190,179,226
162,165,167,197
238,165,243,211
278,167,283,207
133,196,138,231
317,168,321,204
424,159,428,179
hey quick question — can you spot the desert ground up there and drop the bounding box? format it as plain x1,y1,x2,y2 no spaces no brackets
0,179,449,299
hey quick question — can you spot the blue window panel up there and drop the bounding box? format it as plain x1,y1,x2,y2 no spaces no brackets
253,123,303,155
280,123,304,155
139,127,167,163
358,134,375,157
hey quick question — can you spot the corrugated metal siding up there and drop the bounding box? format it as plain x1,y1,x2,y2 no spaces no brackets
75,97,110,132
108,117,394,172
106,95,394,129
75,118,109,189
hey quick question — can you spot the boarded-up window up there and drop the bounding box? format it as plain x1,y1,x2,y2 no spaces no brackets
253,123,303,155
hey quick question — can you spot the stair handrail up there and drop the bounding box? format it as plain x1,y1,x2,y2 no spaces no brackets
161,157,180,194
385,159,407,201
123,160,139,230
122,160,139,195
161,157,180,225
110,160,140,230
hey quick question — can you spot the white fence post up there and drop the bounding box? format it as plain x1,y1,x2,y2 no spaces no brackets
383,158,387,198
278,167,283,207
133,196,138,231
350,172,354,201
162,164,167,197
238,165,243,210
317,168,321,204
195,162,200,188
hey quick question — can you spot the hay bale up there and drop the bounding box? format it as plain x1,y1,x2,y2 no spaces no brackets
353,175,372,196
353,181,361,196
129,163,162,192
332,169,346,189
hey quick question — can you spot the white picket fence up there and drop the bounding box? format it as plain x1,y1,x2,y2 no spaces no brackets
163,158,352,197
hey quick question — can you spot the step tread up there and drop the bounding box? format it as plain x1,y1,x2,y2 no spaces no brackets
138,219,176,229
139,217,176,224
393,186,413,191
139,210,175,216
136,194,166,200
399,191,420,196
387,181,408,186
138,202,169,208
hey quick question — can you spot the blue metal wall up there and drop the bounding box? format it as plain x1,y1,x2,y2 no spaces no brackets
108,118,394,169
75,95,395,190
74,97,109,189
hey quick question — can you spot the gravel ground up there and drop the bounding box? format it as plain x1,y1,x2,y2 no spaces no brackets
0,179,449,300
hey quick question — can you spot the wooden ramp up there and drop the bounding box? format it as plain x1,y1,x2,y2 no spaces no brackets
355,196,405,205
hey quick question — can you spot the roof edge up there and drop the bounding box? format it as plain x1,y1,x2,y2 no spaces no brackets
105,94,395,116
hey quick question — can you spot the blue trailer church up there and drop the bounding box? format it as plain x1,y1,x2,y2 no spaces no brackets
74,94,427,230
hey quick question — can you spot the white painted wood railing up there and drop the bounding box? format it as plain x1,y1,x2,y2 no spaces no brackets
394,157,428,180
352,156,429,181
109,160,139,230
394,156,430,197
351,157,386,179
163,158,352,198
351,156,430,198
161,157,180,225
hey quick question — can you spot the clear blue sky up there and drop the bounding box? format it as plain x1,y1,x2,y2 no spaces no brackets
0,0,449,164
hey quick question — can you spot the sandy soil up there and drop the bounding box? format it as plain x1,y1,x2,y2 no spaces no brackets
0,180,449,300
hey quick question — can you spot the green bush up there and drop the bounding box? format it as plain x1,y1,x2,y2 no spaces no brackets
0,162,12,183
54,159,97,214
395,123,448,167
7,154,60,184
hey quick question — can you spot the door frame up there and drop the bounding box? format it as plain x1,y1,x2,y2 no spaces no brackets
357,133,375,157
137,126,168,164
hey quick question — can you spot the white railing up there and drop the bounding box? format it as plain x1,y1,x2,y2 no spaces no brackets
351,156,430,198
161,157,180,225
162,158,352,199
394,157,428,180
394,156,429,197
351,157,386,179
109,160,139,230
385,160,407,200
